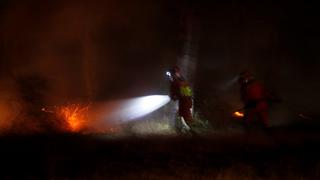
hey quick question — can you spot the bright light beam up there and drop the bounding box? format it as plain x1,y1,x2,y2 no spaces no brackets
90,95,170,124
220,75,239,91
117,95,170,122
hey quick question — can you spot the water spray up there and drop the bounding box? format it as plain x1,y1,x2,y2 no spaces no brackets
90,95,170,124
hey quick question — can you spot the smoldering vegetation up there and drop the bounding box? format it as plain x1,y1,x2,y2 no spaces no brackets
0,75,77,134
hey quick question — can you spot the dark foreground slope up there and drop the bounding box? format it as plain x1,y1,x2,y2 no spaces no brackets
1,128,320,179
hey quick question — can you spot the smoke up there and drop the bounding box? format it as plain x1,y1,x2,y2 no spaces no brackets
0,79,21,133
89,95,170,124
0,0,181,134
0,74,64,134
3,1,317,134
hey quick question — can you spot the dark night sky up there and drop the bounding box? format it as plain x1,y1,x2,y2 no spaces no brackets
0,1,319,123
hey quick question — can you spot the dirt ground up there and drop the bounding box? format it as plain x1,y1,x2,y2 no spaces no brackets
1,128,320,179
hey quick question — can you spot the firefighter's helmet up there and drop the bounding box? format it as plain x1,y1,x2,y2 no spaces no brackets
238,70,254,84
169,66,182,78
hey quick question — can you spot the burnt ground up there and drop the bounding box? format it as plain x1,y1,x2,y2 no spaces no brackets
1,127,320,179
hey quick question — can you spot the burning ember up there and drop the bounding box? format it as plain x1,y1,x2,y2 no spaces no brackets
56,104,89,132
233,111,244,118
42,104,90,132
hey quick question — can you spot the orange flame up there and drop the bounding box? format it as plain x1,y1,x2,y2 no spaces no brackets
56,104,90,132
233,111,244,118
42,103,122,134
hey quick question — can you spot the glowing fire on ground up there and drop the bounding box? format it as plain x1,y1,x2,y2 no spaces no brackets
233,111,244,118
40,95,170,134
56,104,89,132
42,104,90,132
